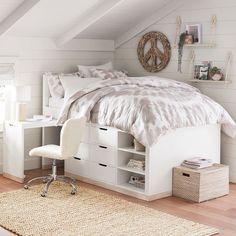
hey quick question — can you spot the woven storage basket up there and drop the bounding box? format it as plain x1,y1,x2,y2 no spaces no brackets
172,164,229,202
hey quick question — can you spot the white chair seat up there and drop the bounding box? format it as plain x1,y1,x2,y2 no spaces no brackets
29,145,62,160
25,117,86,197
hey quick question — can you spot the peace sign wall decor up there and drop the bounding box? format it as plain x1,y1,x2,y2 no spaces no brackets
137,31,171,73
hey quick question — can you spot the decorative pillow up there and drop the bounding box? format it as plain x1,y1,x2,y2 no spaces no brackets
77,61,113,78
60,77,102,100
90,69,128,80
45,72,81,98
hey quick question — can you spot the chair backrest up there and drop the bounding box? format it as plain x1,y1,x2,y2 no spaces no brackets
60,117,86,159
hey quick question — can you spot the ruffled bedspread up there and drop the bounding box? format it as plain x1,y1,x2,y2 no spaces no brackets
57,76,236,147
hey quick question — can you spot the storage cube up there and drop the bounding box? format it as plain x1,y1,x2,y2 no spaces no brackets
172,164,229,202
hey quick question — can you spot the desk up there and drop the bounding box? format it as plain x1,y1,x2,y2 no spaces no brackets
3,120,60,183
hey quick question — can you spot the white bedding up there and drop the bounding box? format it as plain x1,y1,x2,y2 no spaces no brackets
57,76,236,147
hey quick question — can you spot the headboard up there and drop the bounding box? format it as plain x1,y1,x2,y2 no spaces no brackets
42,75,61,119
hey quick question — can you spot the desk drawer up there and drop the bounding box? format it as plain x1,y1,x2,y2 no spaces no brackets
89,162,116,184
90,126,117,147
90,144,116,166
65,158,89,177
75,143,89,160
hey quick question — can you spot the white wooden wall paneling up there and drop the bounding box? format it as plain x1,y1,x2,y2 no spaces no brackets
114,0,236,181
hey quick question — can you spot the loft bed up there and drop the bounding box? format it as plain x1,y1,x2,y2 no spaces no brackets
42,74,224,201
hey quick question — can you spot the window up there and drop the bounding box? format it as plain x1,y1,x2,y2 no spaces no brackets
0,64,15,129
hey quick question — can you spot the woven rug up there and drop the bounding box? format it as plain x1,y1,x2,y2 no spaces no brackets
0,182,218,236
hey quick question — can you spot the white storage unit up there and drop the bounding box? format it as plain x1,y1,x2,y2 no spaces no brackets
64,123,221,201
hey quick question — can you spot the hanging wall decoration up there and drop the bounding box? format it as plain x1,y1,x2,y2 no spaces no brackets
137,31,171,73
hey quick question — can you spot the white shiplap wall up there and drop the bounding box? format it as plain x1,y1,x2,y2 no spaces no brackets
0,37,114,172
114,0,236,181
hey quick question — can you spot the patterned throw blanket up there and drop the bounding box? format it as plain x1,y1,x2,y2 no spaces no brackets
57,77,236,146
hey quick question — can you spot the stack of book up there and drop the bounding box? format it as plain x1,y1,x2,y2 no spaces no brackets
181,157,213,169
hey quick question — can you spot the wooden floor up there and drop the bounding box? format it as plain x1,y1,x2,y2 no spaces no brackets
0,168,235,236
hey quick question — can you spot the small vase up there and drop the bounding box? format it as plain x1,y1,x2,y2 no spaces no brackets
211,73,223,81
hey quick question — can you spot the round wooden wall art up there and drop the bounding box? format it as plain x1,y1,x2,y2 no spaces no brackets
137,31,171,73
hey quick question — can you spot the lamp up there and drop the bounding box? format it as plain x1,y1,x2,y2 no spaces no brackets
13,86,31,121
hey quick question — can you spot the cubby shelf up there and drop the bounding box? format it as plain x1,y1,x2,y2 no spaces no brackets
118,147,146,156
118,166,145,175
118,183,145,193
188,80,231,84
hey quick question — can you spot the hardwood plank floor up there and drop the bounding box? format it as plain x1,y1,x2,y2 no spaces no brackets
0,168,235,236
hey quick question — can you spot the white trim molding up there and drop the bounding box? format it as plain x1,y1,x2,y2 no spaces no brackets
0,0,41,37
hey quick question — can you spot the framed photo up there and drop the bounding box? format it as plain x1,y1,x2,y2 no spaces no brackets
193,64,202,80
186,24,202,43
194,62,211,80
199,65,209,80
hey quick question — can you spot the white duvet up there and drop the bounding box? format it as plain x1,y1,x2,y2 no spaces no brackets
57,76,236,147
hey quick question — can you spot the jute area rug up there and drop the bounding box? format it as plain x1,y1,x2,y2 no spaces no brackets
0,182,219,236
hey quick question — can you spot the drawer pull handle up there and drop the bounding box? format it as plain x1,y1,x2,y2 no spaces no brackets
99,163,107,167
74,157,81,160
182,173,190,177
99,145,107,149
99,127,107,131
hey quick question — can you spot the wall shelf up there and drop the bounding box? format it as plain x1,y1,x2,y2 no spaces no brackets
184,43,216,48
188,80,231,84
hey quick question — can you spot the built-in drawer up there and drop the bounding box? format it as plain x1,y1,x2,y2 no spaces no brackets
89,162,116,184
90,125,117,147
74,143,89,160
65,158,89,177
81,125,90,143
90,144,116,166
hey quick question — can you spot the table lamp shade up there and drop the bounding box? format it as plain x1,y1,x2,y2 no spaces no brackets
13,86,31,121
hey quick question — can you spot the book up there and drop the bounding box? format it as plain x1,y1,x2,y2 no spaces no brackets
181,157,213,169
26,115,53,122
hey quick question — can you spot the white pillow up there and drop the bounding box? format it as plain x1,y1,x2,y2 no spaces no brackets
60,77,101,100
90,68,128,80
45,72,81,98
77,62,113,78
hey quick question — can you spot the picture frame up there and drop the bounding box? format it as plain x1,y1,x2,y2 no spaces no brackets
199,65,209,80
186,24,202,43
194,62,211,80
193,64,202,80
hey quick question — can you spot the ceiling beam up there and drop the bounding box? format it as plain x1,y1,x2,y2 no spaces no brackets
0,0,40,37
56,0,125,46
115,0,186,49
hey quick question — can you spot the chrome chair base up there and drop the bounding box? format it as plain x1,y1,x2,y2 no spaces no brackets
24,160,77,197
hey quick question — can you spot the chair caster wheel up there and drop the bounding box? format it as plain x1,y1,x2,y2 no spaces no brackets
71,190,76,195
24,185,29,189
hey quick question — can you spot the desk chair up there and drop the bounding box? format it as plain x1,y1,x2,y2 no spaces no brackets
24,117,86,197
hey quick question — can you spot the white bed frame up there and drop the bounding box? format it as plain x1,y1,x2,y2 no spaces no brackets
43,76,221,201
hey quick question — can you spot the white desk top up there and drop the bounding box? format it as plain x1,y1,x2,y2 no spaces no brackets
5,119,59,129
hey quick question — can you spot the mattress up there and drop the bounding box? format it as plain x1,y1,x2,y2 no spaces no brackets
48,97,64,109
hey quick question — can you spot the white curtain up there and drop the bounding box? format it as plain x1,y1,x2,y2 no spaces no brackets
0,64,15,122
0,63,15,85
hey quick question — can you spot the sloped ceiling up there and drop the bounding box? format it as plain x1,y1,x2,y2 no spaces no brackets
0,0,24,23
5,0,104,38
76,0,168,40
0,0,178,47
